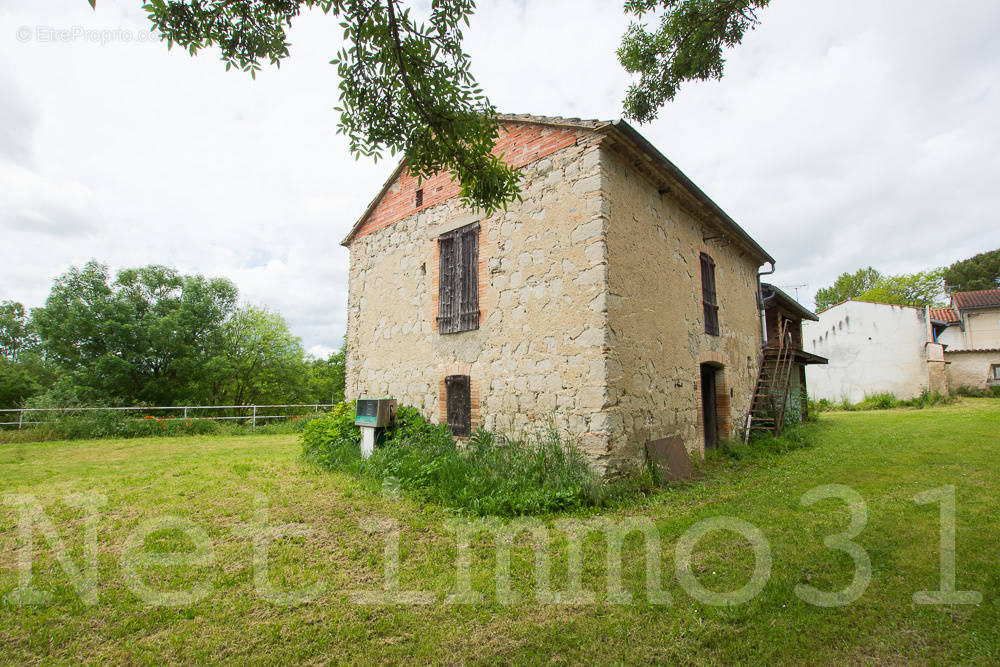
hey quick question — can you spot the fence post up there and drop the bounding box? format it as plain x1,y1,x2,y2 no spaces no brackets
252,405,257,430
18,410,24,430
184,407,188,420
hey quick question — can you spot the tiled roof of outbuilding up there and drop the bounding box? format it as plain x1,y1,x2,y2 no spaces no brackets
929,307,960,323
952,289,1000,310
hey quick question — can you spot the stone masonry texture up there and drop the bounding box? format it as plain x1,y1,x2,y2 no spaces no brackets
344,120,768,475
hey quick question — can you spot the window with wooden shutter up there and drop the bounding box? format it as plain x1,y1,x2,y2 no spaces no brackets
445,375,472,437
437,223,480,334
700,252,720,336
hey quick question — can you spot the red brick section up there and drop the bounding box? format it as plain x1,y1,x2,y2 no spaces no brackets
350,122,582,241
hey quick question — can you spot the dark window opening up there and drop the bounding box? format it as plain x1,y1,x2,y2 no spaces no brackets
700,364,718,449
989,365,1000,384
415,188,423,208
437,223,480,334
700,252,719,336
445,375,472,437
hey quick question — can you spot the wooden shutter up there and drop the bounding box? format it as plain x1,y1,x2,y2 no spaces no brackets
437,223,479,334
445,374,472,437
700,253,720,336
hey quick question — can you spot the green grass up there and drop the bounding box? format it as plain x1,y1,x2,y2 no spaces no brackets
1,399,999,664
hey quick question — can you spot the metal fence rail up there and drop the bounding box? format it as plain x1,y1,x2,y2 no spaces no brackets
0,404,337,430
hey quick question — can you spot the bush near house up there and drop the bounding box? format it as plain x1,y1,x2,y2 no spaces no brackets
301,402,653,516
810,388,955,414
0,410,324,445
954,384,1000,398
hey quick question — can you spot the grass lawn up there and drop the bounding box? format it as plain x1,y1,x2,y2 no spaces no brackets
1,399,998,664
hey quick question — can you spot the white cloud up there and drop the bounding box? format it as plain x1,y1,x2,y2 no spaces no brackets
1,0,999,337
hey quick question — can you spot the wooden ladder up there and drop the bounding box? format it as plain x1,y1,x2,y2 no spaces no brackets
745,320,795,440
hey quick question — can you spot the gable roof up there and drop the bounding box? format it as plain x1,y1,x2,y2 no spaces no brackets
952,289,1000,311
929,307,960,323
761,283,818,321
341,114,775,264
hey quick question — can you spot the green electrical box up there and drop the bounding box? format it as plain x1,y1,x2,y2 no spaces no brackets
355,398,397,428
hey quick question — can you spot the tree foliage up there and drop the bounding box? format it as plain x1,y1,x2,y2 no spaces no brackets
815,266,946,311
83,0,771,211
216,304,309,405
307,338,346,404
943,248,1000,293
813,267,883,311
32,261,238,405
618,0,771,122
0,300,39,362
4,261,346,409
132,0,519,214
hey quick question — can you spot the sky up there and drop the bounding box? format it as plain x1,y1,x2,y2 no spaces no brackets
1,0,999,356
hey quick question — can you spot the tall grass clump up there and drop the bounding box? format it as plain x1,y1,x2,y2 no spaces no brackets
714,422,816,461
301,402,649,516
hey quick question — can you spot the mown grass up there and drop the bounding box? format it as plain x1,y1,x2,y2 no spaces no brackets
1,399,998,664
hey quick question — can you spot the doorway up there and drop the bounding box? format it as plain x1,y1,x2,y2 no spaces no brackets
700,363,718,450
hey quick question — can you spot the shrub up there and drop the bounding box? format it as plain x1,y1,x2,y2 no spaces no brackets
954,385,1000,398
301,402,648,516
898,389,953,409
858,392,898,410
717,423,815,461
1,408,327,443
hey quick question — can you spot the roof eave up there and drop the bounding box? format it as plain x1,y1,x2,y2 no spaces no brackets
606,119,776,266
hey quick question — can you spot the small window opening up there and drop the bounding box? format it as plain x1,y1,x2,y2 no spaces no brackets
415,188,424,208
445,375,471,437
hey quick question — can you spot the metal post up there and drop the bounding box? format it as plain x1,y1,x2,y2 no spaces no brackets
252,405,256,430
183,407,188,419
18,410,24,430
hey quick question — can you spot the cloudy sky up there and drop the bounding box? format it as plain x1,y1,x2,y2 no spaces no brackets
2,0,998,355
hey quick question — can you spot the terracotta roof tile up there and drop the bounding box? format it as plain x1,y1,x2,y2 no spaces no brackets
952,289,1000,310
929,307,960,323
495,113,611,130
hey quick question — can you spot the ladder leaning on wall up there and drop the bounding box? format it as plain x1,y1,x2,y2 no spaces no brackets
745,320,796,441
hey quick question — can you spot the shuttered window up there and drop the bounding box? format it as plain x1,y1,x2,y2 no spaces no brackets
437,223,480,334
700,253,720,336
445,375,472,437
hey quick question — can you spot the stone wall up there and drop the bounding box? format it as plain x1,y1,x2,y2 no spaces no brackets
346,123,771,473
945,350,1000,390
602,145,766,467
345,128,620,469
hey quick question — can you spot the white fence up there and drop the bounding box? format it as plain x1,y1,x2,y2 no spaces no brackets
0,404,337,430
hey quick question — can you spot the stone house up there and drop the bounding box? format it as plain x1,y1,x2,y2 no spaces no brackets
803,289,1000,403
342,114,778,474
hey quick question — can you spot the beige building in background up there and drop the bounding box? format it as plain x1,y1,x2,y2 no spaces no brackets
341,115,776,474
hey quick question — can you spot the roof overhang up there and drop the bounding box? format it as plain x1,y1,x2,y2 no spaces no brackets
761,283,819,321
340,115,776,266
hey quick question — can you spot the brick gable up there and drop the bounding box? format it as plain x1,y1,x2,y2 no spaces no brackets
346,122,583,243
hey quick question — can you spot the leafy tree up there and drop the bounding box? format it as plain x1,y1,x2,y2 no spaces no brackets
306,338,346,404
815,266,946,311
619,0,771,122
32,261,238,405
216,304,310,405
857,269,946,308
943,248,1000,293
814,267,883,311
107,0,520,214
0,301,40,362
85,0,769,211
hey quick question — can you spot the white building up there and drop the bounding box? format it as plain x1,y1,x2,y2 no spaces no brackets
803,290,1000,402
